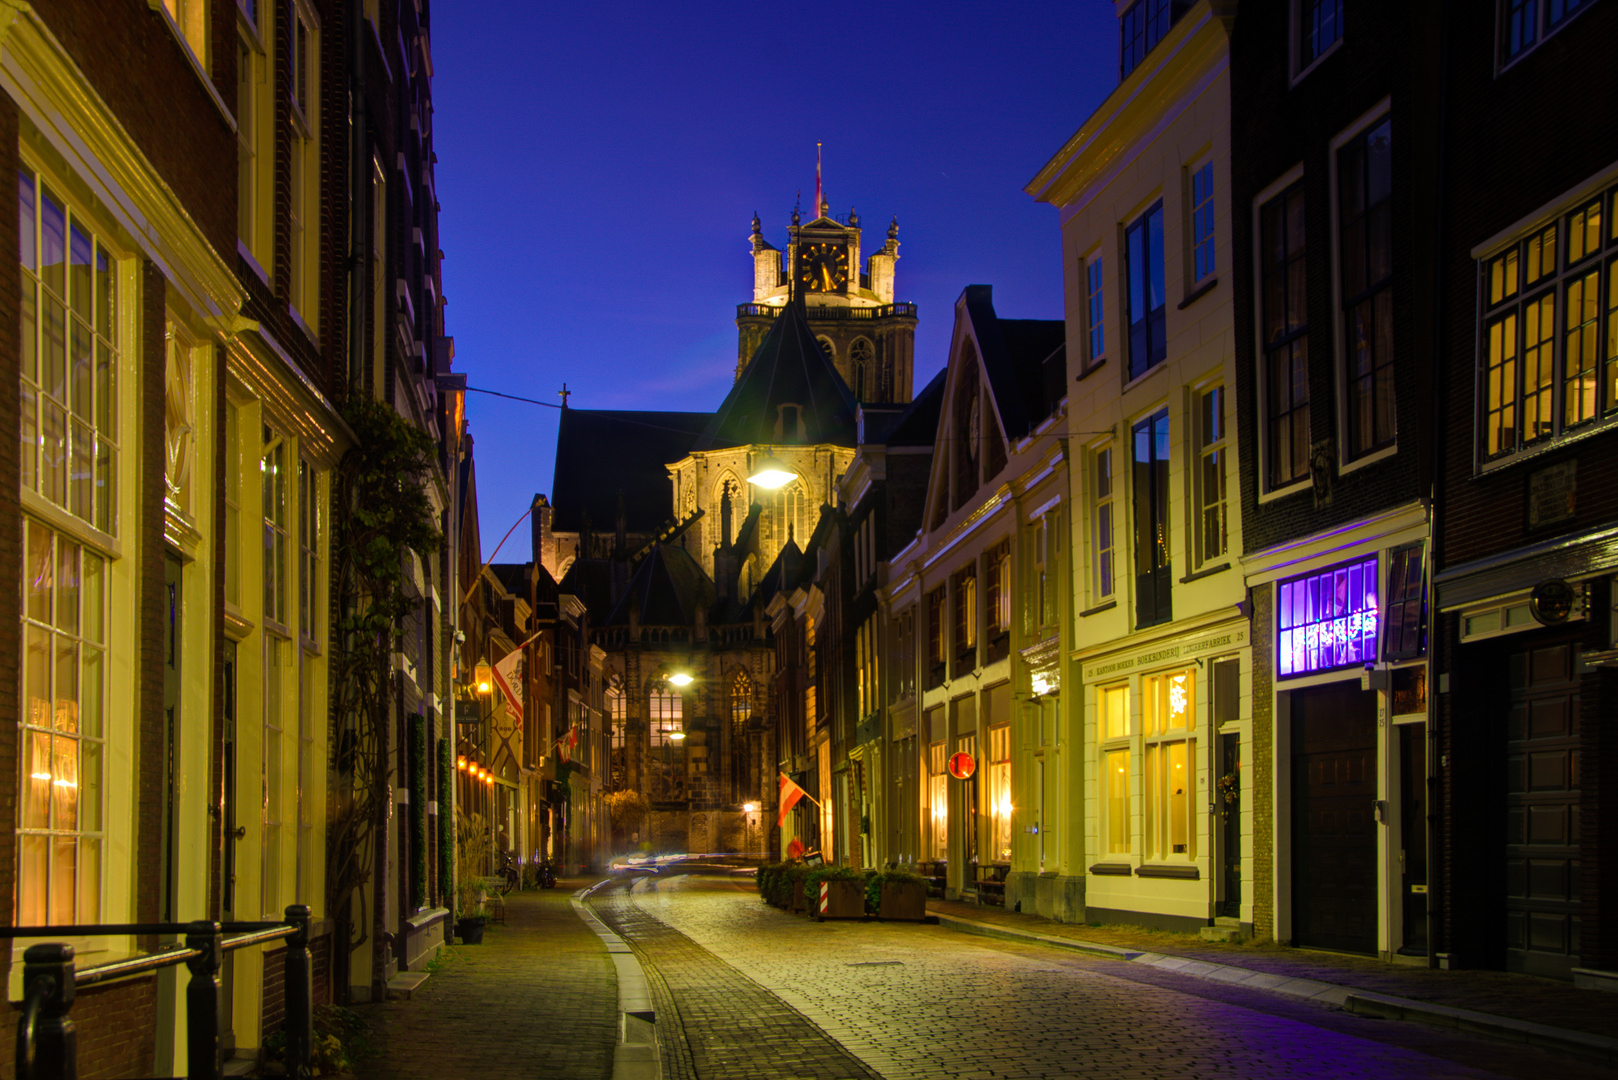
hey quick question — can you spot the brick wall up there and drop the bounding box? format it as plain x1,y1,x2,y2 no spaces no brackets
1250,582,1274,942
39,0,236,260
1436,2,1618,572
4,977,159,1080
1229,0,1433,559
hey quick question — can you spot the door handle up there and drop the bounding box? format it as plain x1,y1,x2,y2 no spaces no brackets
231,825,247,840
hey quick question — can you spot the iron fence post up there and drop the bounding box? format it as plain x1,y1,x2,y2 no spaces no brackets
183,920,222,1080
16,943,76,1080
283,904,313,1078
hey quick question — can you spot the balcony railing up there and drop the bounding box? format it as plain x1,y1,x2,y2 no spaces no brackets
7,905,313,1080
736,302,917,321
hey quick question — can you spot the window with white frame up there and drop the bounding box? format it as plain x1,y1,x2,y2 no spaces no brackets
1120,0,1192,80
1339,116,1396,459
988,723,1011,861
953,564,978,659
1091,445,1115,604
289,0,320,327
1099,683,1131,856
1126,202,1168,380
18,523,108,925
263,632,286,916
1481,182,1618,462
1143,668,1196,861
224,400,241,607
1260,180,1310,490
262,433,289,628
1300,0,1343,69
1132,409,1172,629
299,460,320,643
1084,253,1106,370
1195,383,1228,567
1190,160,1216,287
162,0,209,65
927,740,948,859
1500,0,1597,67
20,166,119,534
986,542,1011,639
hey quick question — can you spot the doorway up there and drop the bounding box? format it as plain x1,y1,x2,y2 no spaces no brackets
1290,682,1377,954
1399,723,1428,954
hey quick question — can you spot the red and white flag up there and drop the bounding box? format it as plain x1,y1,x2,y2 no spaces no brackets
492,647,525,725
558,724,578,764
777,771,808,829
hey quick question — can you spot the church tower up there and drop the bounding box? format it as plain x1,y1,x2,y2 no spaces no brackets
736,174,917,405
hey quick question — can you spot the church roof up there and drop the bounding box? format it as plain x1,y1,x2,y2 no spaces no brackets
550,408,712,534
692,297,858,452
603,542,715,628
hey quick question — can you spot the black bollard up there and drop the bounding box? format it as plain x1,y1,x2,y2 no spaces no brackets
16,943,76,1080
183,920,222,1080
283,904,313,1079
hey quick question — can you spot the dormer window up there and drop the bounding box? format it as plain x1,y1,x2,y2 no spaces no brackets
1120,0,1193,80
776,403,804,442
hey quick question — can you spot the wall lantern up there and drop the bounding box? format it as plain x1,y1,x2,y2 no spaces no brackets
747,455,797,489
666,671,694,687
475,660,494,695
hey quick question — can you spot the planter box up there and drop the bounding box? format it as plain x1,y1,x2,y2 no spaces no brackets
790,878,806,913
815,879,867,921
455,917,487,945
878,881,928,921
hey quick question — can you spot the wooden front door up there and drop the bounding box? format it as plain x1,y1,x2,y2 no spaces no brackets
1505,640,1581,978
1291,683,1378,954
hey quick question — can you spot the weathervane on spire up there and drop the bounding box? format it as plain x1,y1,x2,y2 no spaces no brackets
815,142,823,220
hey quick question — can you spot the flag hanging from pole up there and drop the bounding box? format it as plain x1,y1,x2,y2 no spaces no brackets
558,723,578,764
492,647,525,726
777,771,809,829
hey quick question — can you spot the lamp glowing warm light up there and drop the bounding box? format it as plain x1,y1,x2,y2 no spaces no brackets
666,672,694,687
475,660,493,695
743,802,758,813
457,756,467,771
669,731,686,741
1030,673,1052,697
747,455,797,489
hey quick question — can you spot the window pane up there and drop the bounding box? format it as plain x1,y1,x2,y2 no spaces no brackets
1106,748,1130,854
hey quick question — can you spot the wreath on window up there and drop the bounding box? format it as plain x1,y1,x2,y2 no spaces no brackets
1217,772,1240,816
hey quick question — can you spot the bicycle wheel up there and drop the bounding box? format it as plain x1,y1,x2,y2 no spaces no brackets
500,866,518,895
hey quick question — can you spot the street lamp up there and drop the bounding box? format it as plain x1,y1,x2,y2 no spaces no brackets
666,672,694,687
475,660,494,696
747,454,797,489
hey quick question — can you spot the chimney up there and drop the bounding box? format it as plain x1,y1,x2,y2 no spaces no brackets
531,493,551,575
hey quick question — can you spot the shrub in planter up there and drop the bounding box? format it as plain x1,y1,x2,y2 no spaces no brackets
756,862,788,906
804,866,868,920
876,870,929,921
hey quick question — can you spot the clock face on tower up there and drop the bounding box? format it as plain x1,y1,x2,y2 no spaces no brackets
797,241,849,293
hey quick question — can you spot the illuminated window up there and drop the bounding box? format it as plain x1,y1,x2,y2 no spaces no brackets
18,522,107,924
262,433,288,627
927,587,945,668
928,741,948,859
730,670,752,797
953,564,978,658
649,681,684,801
19,167,119,534
1099,684,1131,856
1260,181,1309,489
1277,555,1380,677
986,543,1011,638
1143,669,1196,861
162,0,209,64
606,674,626,790
1479,185,1618,463
988,724,1012,860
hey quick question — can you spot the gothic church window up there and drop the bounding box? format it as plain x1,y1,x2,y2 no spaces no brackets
850,337,874,400
730,671,753,798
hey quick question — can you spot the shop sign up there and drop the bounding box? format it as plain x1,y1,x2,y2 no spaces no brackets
948,752,976,780
455,700,482,725
1278,555,1379,678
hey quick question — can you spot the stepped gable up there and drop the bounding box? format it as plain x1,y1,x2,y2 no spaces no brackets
551,408,712,534
693,296,858,452
960,286,1066,440
603,542,715,628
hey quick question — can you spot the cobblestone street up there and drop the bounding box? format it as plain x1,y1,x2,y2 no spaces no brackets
595,872,1616,1080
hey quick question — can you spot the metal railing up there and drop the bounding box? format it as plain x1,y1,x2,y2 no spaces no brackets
6,904,313,1080
735,302,917,320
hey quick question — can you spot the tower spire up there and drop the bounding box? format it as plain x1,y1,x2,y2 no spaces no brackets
815,142,823,220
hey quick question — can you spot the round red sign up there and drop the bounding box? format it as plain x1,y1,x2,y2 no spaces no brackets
948,752,976,780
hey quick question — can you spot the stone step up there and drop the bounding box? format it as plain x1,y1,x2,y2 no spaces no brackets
1199,925,1244,944
1214,916,1242,928
387,970,431,1001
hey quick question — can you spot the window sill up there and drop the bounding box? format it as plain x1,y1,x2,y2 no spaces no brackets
1079,599,1117,618
1088,862,1132,876
1075,358,1107,383
1180,561,1230,584
1257,477,1311,505
1177,277,1218,311
1135,863,1199,879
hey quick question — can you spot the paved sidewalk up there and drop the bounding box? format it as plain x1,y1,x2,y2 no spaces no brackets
927,897,1618,1063
350,885,616,1080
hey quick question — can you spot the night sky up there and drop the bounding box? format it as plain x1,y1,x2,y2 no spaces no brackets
432,2,1118,558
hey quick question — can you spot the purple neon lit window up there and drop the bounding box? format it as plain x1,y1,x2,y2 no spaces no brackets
1276,555,1379,678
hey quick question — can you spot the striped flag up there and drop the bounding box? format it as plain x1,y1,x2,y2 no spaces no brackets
777,771,808,829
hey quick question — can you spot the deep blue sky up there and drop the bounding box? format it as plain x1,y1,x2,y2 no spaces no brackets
432,2,1119,558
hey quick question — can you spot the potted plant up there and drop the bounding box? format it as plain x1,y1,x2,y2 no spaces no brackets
875,869,929,921
455,810,491,943
805,866,868,921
